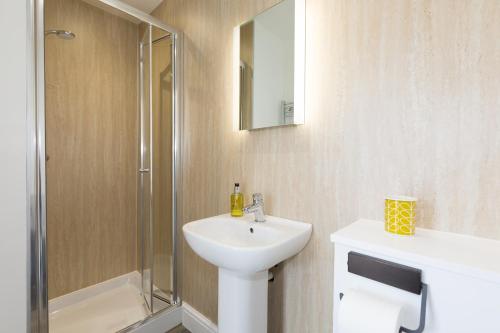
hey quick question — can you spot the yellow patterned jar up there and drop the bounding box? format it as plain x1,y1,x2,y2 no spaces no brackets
384,195,417,236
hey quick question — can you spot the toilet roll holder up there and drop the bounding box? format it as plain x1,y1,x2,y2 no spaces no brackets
339,252,428,333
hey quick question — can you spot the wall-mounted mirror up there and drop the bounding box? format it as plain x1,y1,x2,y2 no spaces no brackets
233,0,305,130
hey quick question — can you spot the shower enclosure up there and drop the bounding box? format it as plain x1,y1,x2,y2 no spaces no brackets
28,0,182,332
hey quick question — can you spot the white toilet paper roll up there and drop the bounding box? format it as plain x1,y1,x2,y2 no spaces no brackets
338,289,403,333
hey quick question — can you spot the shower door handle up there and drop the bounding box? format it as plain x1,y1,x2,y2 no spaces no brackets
139,168,150,173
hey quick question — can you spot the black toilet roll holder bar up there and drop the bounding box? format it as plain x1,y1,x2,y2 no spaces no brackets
339,251,428,333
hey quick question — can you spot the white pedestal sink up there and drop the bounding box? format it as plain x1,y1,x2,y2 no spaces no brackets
183,214,312,333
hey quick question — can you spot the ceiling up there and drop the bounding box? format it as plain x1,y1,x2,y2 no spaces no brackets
120,0,163,13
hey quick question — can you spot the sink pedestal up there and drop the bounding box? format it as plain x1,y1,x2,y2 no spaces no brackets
218,269,268,333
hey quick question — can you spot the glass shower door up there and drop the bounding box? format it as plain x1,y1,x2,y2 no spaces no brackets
139,24,175,314
139,25,153,313
140,24,175,314
151,27,174,309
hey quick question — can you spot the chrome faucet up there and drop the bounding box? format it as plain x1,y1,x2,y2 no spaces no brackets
244,193,265,222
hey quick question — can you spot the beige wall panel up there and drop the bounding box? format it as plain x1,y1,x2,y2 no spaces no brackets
45,0,138,299
153,0,500,331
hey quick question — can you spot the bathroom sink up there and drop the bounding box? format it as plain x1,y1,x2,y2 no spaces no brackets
183,213,312,273
182,213,312,333
184,213,312,333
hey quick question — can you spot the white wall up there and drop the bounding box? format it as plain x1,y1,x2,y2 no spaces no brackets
252,0,294,129
0,0,29,331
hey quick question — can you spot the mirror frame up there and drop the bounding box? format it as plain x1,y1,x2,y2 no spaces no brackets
232,0,305,131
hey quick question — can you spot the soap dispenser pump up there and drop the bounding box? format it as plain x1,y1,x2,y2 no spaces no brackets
230,183,244,217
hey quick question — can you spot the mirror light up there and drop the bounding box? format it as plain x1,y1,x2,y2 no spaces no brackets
233,25,241,131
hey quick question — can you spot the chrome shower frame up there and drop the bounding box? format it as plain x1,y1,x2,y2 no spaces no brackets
27,0,184,331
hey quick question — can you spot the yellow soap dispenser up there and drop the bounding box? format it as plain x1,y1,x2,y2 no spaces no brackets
230,183,244,217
